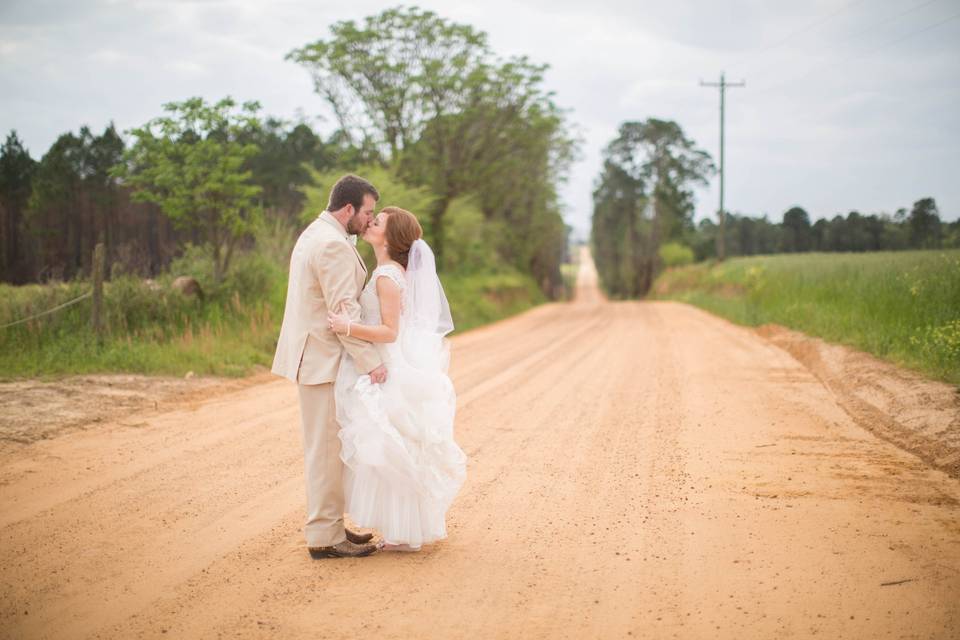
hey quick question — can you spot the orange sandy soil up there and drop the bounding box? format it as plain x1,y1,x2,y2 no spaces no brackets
1,248,957,639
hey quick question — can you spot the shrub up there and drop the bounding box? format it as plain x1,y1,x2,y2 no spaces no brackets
659,242,695,267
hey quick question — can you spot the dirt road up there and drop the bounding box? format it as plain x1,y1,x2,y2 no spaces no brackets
2,249,958,639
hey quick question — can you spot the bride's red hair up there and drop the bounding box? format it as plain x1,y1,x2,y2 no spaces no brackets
382,207,423,269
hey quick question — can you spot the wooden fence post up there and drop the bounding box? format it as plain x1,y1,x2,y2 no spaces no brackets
92,242,104,345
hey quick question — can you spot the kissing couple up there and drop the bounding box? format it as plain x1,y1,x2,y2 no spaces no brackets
272,174,466,558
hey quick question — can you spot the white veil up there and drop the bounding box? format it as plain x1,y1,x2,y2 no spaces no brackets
404,238,453,336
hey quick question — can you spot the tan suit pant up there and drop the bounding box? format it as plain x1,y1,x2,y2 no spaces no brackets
297,383,347,547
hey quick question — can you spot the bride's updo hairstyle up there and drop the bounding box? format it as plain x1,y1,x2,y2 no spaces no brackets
382,207,423,269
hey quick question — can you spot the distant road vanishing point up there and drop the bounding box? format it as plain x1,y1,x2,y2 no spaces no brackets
1,247,958,638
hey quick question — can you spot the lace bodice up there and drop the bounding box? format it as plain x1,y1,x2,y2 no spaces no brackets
359,263,406,326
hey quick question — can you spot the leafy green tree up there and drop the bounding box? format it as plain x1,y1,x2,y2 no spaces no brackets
24,131,84,279
402,57,574,271
288,7,576,276
781,206,811,253
944,219,960,249
20,125,152,281
726,213,781,256
592,119,713,296
591,159,647,297
755,215,783,254
824,215,849,252
244,118,339,220
908,197,941,249
114,97,263,282
0,131,37,282
691,217,718,260
82,124,126,267
845,211,869,251
882,210,909,250
449,80,577,291
287,6,488,161
860,213,886,251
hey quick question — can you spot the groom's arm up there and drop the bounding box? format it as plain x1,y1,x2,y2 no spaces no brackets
329,276,401,344
313,241,383,375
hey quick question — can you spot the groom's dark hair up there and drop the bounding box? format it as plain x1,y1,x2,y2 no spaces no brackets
328,174,379,212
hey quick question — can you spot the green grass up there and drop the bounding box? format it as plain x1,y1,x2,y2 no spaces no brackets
443,269,546,332
652,250,960,384
0,257,544,379
0,250,288,379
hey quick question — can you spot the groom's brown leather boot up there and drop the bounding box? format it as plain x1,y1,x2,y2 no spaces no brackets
308,540,377,559
345,528,374,544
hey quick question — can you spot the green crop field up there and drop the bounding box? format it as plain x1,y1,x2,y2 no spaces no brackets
652,250,960,384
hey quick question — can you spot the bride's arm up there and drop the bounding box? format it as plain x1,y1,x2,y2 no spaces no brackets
328,276,401,344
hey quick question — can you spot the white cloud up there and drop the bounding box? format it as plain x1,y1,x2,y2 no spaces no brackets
1,0,958,234
0,40,19,56
163,59,206,75
90,48,135,65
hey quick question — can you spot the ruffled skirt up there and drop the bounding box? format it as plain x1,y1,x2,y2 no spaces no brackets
335,339,466,547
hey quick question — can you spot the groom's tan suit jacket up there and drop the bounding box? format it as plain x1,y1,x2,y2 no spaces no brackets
272,211,382,383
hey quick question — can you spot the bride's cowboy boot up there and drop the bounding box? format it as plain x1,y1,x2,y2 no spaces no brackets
345,528,374,544
309,539,377,559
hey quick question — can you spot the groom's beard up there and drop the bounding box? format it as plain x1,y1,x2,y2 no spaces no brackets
346,214,366,236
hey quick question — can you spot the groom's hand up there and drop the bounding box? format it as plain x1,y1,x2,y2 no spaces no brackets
368,364,387,384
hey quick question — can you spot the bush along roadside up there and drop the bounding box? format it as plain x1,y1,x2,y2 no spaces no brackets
0,239,547,379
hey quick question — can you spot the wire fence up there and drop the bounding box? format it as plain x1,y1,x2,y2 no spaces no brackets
2,243,104,333
0,290,93,330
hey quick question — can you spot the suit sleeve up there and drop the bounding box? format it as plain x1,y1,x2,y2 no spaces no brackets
313,241,384,374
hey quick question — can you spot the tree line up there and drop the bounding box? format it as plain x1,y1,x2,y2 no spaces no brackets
688,198,956,260
0,7,576,296
591,118,958,298
0,117,336,285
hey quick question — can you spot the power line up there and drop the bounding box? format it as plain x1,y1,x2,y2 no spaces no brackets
754,7,960,96
726,0,867,73
833,0,942,48
860,6,960,50
746,0,946,83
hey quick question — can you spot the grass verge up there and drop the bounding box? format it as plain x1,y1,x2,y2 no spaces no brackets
0,261,544,379
652,250,960,384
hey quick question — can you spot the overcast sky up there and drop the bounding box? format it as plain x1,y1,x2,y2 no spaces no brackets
2,0,959,237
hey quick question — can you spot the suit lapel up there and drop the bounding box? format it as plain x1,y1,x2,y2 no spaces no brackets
348,239,368,276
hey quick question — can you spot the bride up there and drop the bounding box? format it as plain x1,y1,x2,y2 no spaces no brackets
327,206,466,552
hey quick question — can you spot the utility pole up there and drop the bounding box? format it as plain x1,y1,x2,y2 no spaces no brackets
700,72,744,261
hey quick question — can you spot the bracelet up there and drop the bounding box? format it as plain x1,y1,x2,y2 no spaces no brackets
346,320,351,337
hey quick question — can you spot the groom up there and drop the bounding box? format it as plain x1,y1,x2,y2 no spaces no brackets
272,174,387,559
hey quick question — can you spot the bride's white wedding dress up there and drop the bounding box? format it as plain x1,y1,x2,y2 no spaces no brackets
335,255,466,548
